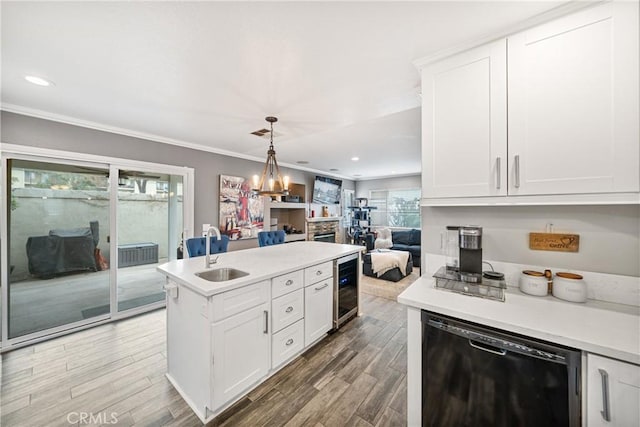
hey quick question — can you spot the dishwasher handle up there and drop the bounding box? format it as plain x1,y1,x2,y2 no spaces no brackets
469,339,507,356
427,317,567,364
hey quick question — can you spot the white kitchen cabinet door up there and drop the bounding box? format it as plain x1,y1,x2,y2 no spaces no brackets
508,2,639,196
587,354,640,427
304,279,333,346
421,39,507,198
211,302,270,411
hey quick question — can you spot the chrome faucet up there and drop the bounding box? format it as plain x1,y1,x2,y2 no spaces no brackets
205,226,222,268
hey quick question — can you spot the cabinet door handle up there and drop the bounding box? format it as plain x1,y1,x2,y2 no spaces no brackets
315,283,329,291
285,306,293,313
285,279,293,286
598,368,611,422
514,155,521,188
496,156,501,189
263,310,269,334
285,338,294,346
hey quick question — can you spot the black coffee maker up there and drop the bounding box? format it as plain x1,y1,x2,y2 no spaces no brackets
459,226,482,283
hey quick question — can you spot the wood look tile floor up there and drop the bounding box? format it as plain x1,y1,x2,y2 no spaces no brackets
0,293,407,427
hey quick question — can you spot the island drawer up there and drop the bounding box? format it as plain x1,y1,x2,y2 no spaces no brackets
304,261,333,285
272,319,304,369
272,270,304,299
210,280,269,322
272,288,303,333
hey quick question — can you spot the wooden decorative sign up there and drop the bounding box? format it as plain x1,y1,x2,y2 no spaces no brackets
529,233,579,252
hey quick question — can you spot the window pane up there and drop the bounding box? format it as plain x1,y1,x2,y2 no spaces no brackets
8,159,111,338
369,188,421,228
117,170,182,312
368,190,387,227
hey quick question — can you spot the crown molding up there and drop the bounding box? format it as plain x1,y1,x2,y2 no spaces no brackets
0,103,353,181
413,0,604,69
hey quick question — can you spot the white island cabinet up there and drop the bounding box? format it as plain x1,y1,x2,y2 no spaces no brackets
158,241,362,424
304,261,334,346
210,281,270,410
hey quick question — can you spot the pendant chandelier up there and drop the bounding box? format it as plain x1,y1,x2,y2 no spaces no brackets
251,116,289,196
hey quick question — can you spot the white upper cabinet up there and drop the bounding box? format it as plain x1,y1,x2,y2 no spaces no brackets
421,39,507,198
419,1,639,204
508,2,639,196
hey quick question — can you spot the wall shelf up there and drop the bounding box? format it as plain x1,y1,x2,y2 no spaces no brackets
263,184,308,240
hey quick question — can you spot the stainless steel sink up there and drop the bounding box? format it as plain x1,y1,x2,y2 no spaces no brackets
195,268,249,282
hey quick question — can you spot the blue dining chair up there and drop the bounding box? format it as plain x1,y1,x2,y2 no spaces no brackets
186,235,229,257
258,230,286,247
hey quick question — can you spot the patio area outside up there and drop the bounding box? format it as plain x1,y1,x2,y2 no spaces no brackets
8,262,166,338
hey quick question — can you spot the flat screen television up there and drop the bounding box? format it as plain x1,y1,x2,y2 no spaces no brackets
312,176,342,205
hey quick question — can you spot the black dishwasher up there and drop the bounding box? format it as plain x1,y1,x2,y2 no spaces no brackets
421,310,581,427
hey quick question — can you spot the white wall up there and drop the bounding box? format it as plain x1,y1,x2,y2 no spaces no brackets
422,204,640,277
355,175,421,199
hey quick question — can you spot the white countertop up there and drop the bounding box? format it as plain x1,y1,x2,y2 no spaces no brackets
398,277,640,365
158,241,363,297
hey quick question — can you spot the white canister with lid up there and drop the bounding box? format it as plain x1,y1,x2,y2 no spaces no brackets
552,272,587,303
519,270,549,296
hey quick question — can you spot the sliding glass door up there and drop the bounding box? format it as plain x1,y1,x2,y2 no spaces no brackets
116,170,183,312
6,159,111,339
1,147,193,349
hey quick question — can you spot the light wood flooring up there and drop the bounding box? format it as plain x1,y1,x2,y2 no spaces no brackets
1,292,408,427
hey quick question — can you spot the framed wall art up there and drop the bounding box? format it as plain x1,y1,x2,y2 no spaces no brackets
219,174,264,240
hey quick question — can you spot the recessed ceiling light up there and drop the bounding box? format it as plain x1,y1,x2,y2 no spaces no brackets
391,171,396,174
25,75,54,86
329,168,339,172
351,157,359,162
296,160,309,165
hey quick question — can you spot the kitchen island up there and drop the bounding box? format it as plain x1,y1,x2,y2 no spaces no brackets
398,276,640,426
157,241,363,423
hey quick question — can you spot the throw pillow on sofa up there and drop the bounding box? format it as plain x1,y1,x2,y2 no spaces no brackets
374,227,393,249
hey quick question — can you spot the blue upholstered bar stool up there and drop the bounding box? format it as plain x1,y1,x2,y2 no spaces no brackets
258,230,286,247
185,235,229,257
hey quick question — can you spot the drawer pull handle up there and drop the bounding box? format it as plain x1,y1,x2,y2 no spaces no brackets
285,279,293,286
316,270,322,276
514,154,521,188
263,310,269,334
315,283,329,291
285,306,293,313
599,368,611,422
285,338,294,346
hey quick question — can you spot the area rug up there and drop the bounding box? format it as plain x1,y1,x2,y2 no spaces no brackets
360,270,420,301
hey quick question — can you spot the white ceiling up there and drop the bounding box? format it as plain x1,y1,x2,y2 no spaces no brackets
1,1,565,180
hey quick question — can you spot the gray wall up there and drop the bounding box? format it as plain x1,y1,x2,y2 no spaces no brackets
1,112,355,251
422,205,640,277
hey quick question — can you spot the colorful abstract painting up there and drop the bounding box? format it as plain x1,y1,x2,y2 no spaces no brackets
219,175,264,240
